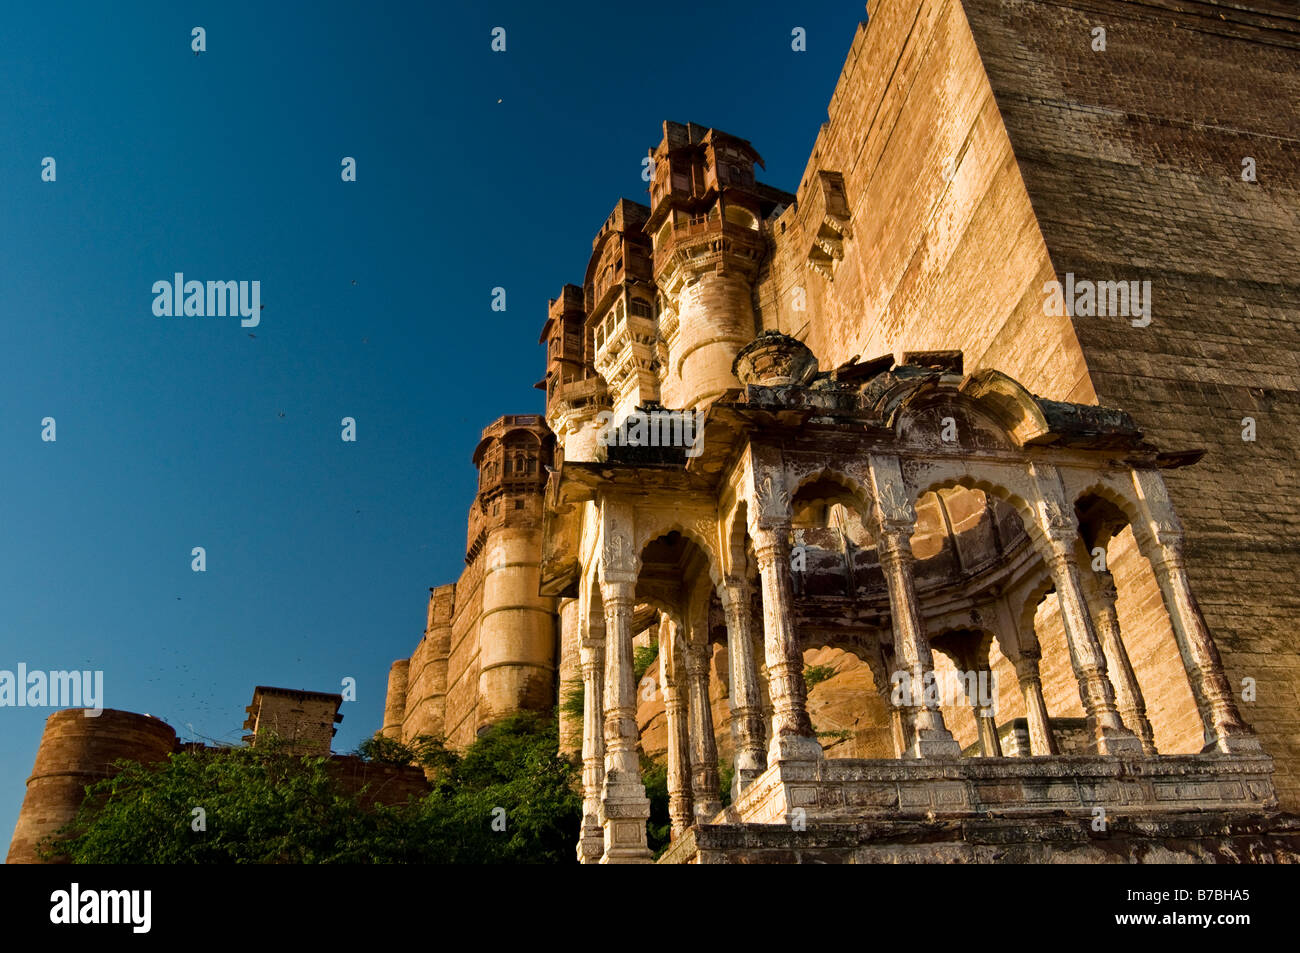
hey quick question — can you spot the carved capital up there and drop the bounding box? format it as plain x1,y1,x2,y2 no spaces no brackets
753,471,792,528
599,528,639,585
718,575,753,613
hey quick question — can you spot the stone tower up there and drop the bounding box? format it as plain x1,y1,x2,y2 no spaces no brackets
647,121,792,411
541,283,610,462
6,709,176,864
469,415,557,731
242,686,342,756
585,200,657,421
384,415,558,747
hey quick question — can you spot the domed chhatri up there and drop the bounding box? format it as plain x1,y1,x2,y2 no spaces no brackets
732,330,819,387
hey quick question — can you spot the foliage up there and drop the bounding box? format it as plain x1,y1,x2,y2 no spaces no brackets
640,755,671,858
816,728,853,743
633,643,660,683
803,663,838,690
355,732,457,777
718,758,735,808
45,714,581,864
558,678,585,749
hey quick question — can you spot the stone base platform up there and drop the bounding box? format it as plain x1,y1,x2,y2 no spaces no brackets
730,754,1280,824
658,810,1300,864
655,753,1296,864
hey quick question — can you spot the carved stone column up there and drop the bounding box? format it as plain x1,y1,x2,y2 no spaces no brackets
873,645,912,759
684,638,723,823
888,708,910,759
719,576,766,795
1148,536,1260,753
1131,468,1259,753
866,454,960,759
1082,568,1158,755
598,557,652,862
1041,534,1142,755
751,522,822,763
658,616,694,838
576,628,605,863
556,597,582,758
1012,653,1058,756
876,528,962,758
966,656,1003,758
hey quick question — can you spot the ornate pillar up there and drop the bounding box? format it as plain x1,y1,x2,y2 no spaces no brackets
992,594,1057,756
684,637,723,823
719,576,766,795
867,454,960,758
1031,467,1141,756
597,521,652,863
576,618,606,863
1081,567,1158,755
1132,470,1259,753
1012,653,1058,756
872,645,912,759
963,652,1002,758
750,521,822,763
556,597,582,758
658,616,694,837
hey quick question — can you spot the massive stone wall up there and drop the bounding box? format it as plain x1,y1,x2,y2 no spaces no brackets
956,0,1300,807
761,0,1298,808
757,0,1093,404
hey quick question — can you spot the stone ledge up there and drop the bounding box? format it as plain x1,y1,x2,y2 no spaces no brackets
730,754,1278,824
659,810,1300,864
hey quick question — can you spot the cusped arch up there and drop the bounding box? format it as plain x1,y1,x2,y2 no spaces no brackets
721,499,751,578
1069,476,1147,551
786,466,874,522
632,517,724,588
1014,570,1056,651
908,468,1047,562
928,624,1002,669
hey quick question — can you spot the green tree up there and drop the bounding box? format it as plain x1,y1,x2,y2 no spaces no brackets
45,714,581,864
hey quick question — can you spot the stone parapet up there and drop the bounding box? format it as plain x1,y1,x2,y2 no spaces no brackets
731,753,1279,825
660,809,1300,864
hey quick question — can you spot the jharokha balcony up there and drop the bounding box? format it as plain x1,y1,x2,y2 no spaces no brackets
539,332,1285,864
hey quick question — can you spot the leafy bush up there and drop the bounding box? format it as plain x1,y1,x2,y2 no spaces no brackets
45,713,581,864
558,678,585,750
803,663,838,690
633,644,660,683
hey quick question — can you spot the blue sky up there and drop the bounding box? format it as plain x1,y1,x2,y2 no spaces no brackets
0,1,867,844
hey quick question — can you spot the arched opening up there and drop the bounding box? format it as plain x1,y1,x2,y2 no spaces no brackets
631,529,729,848
1074,491,1200,754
